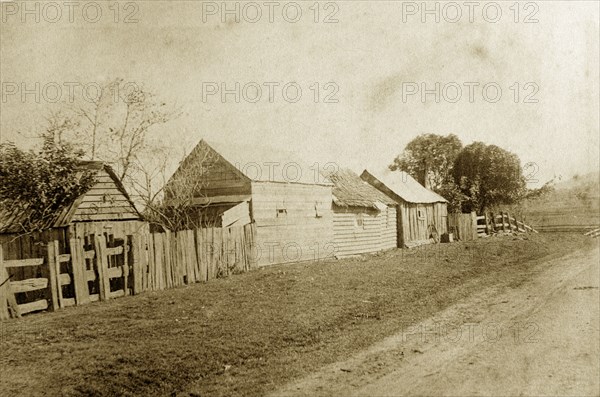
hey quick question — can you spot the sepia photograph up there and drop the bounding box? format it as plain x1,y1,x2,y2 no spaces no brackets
0,1,599,396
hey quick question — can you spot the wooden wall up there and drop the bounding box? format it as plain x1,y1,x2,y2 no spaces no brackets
170,142,252,199
69,220,149,240
251,181,334,266
0,229,68,260
71,168,140,222
332,205,397,257
448,212,478,241
398,202,448,246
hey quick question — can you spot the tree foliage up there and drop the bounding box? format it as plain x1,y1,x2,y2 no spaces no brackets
390,133,463,190
390,135,530,213
390,133,465,212
453,142,526,213
0,136,96,232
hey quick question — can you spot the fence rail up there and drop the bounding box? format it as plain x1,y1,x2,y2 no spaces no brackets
1,223,257,320
447,211,538,242
0,245,49,319
477,211,538,237
584,228,600,238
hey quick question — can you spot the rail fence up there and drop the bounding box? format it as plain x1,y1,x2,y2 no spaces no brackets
447,211,538,242
0,223,257,320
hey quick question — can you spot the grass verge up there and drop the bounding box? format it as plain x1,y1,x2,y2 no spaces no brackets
0,233,595,397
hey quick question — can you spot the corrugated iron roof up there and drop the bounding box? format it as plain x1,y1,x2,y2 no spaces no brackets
324,168,396,209
361,169,448,204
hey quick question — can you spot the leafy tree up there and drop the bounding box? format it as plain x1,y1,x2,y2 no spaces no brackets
390,133,464,211
390,134,463,190
0,136,96,233
453,142,526,213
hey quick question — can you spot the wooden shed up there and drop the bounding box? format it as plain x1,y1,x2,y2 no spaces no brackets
166,139,334,266
361,169,448,248
325,168,397,257
0,161,147,255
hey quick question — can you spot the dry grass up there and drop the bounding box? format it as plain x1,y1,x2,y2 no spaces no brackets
0,233,595,397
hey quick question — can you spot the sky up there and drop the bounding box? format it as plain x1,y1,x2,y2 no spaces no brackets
1,0,598,187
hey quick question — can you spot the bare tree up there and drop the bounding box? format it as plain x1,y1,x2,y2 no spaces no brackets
132,143,219,231
38,78,222,231
44,78,180,184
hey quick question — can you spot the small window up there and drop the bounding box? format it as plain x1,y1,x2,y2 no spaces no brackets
355,213,364,228
276,201,287,218
417,209,426,220
314,201,322,218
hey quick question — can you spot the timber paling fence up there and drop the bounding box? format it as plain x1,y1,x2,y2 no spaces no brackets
0,223,257,320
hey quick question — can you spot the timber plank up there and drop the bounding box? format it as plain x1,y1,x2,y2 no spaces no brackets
196,228,207,282
147,233,155,291
140,233,148,292
123,237,130,296
188,230,198,283
0,246,12,320
164,231,173,288
18,299,48,314
154,233,164,290
94,234,110,301
106,266,124,279
53,241,65,308
131,234,142,294
59,273,72,286
3,258,44,268
45,243,59,311
62,297,76,307
70,238,90,305
11,278,48,294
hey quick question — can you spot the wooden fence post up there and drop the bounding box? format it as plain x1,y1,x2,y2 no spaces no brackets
196,228,208,282
70,238,89,305
94,234,110,301
0,245,20,319
123,236,130,296
509,212,517,232
489,212,495,233
45,243,59,312
131,234,141,294
186,230,197,283
0,245,10,320
484,213,490,235
470,211,477,240
164,230,173,288
153,233,164,290
53,241,64,308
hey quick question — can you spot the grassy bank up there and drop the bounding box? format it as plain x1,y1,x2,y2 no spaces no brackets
0,233,595,397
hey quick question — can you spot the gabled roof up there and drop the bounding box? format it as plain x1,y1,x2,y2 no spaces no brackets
0,161,142,234
361,169,448,204
323,168,396,209
176,139,332,186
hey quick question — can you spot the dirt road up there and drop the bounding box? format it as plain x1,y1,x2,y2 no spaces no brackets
273,246,600,397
